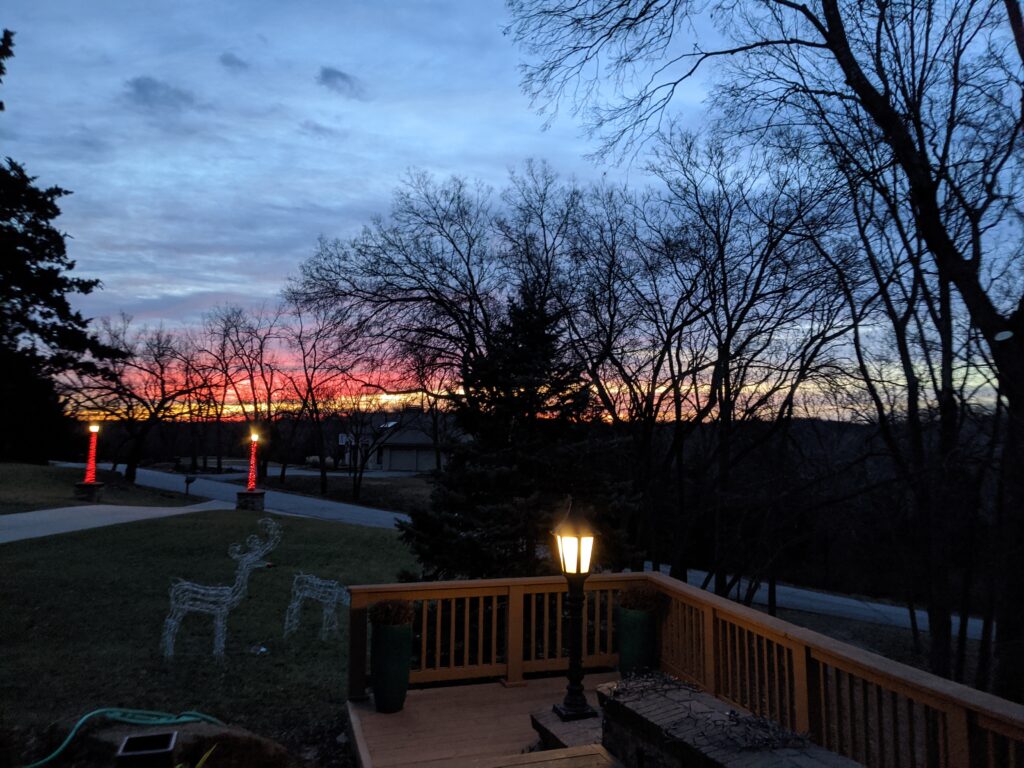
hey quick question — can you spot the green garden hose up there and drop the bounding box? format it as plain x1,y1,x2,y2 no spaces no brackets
21,707,223,768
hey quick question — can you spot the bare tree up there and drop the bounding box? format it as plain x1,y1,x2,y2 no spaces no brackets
281,295,361,495
299,172,504,414
62,315,197,482
508,0,1024,699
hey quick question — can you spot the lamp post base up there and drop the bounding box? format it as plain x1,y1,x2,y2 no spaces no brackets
553,702,598,721
236,490,265,511
74,481,105,503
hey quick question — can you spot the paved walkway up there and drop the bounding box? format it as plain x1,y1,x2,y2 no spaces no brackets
54,464,410,530
0,500,232,544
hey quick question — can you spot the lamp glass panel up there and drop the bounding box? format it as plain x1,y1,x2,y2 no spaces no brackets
557,535,578,574
580,536,594,574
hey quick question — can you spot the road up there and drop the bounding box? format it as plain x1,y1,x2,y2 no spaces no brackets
663,566,985,641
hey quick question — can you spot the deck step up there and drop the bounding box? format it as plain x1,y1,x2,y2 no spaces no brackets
477,745,623,767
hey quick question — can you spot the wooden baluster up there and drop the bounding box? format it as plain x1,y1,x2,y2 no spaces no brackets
506,584,525,685
420,600,429,670
702,607,716,694
847,671,858,760
602,591,607,663
557,590,564,659
891,690,901,768
491,595,498,667
543,592,551,660
477,595,484,667
529,593,538,661
946,706,971,768
463,597,470,667
434,598,442,671
791,645,811,735
758,635,767,716
449,597,456,668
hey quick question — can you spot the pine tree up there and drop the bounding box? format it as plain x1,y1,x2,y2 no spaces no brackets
398,284,591,578
0,30,114,461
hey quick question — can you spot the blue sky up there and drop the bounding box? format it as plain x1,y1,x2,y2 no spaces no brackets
2,1,706,325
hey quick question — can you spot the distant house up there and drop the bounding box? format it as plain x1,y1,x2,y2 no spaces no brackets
337,409,461,473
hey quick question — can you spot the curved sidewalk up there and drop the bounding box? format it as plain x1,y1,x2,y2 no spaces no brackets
52,464,410,529
0,500,232,544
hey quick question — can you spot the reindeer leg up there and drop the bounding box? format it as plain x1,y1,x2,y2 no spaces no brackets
162,609,183,659
322,603,338,640
213,611,227,657
284,596,303,638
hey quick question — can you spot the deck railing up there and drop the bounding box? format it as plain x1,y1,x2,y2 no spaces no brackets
348,571,1024,767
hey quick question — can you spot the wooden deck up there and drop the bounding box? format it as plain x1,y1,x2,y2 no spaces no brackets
347,672,619,768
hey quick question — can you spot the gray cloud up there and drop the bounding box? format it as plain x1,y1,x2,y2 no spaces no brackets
299,119,343,138
316,66,367,100
219,52,249,71
123,76,199,111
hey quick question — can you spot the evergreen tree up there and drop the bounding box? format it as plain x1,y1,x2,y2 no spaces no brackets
398,285,591,578
0,30,114,461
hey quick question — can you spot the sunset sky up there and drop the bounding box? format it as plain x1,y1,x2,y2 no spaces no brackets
2,1,705,327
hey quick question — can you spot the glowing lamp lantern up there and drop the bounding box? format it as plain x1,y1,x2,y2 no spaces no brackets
247,432,259,492
552,501,598,721
83,424,100,484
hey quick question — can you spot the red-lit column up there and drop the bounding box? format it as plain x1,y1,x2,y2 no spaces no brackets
247,432,259,492
84,424,99,484
236,431,265,511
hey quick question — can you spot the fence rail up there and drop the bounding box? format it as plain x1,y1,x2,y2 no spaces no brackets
348,571,1024,767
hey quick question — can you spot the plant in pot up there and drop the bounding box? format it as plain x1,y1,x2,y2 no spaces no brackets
615,584,660,676
369,599,415,713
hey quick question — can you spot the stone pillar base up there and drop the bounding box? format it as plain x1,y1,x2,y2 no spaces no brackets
74,481,105,503
236,490,265,511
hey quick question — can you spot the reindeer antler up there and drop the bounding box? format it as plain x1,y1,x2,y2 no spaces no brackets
228,518,282,562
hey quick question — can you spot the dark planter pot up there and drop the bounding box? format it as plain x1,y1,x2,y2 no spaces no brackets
615,606,655,676
371,623,413,713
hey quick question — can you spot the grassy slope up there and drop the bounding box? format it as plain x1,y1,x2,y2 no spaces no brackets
0,463,204,515
0,509,416,766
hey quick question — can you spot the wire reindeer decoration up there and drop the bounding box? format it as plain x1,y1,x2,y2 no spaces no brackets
283,573,350,640
161,517,282,658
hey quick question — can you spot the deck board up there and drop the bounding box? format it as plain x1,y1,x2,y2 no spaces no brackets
348,672,618,768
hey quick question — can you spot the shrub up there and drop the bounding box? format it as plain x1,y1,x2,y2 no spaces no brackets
369,599,414,626
618,584,660,612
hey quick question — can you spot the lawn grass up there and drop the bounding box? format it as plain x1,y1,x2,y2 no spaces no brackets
0,508,417,766
226,472,434,516
0,463,205,515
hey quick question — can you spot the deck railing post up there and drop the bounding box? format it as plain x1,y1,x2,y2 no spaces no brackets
946,705,971,767
792,645,815,734
505,584,525,685
348,605,369,701
702,605,717,694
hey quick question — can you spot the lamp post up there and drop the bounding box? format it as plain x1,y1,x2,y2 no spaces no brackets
74,424,105,502
552,501,598,721
236,431,265,511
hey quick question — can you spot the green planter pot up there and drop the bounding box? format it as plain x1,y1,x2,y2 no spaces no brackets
615,606,655,676
371,623,413,713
